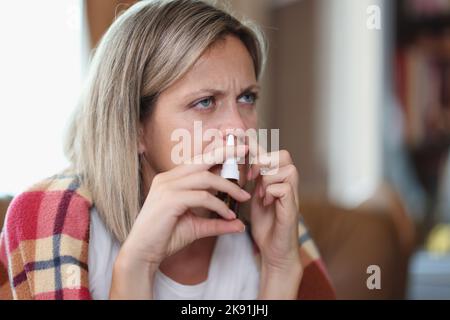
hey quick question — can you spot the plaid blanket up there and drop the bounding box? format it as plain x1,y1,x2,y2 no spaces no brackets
0,172,335,300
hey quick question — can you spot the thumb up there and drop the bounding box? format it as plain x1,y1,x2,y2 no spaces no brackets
190,215,246,240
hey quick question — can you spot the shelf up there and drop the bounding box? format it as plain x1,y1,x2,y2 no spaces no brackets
396,0,450,46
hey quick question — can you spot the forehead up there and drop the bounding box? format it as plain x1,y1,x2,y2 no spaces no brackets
192,35,256,79
164,35,257,95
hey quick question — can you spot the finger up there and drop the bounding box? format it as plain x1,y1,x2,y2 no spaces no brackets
263,189,275,207
174,171,251,202
247,151,278,181
247,131,268,170
168,144,249,179
199,144,248,167
260,165,299,207
190,215,246,240
247,144,290,181
264,183,298,222
179,190,237,220
263,182,292,207
248,149,293,181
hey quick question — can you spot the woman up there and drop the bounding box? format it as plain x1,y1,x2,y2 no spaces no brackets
0,0,335,300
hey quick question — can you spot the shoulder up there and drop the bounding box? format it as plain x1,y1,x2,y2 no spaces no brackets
4,171,93,250
1,171,94,299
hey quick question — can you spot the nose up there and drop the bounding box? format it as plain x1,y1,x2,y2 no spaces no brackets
218,102,247,138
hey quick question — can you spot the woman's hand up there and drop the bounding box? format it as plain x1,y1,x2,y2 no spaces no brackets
247,139,303,299
110,144,249,299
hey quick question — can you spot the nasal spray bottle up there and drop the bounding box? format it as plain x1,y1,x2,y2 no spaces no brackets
217,134,240,219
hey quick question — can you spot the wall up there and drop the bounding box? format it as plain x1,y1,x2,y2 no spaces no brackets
228,0,274,130
272,0,328,198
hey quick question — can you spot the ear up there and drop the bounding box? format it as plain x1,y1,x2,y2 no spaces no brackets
137,124,147,154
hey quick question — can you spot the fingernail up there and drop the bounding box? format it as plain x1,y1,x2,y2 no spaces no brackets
241,189,251,198
228,209,237,219
240,225,246,233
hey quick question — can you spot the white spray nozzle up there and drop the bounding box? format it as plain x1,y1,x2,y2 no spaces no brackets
226,134,235,147
220,134,239,180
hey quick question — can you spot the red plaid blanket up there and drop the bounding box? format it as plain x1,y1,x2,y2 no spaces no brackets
0,172,335,300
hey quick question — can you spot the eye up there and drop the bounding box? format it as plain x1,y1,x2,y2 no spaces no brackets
238,92,258,105
192,97,215,110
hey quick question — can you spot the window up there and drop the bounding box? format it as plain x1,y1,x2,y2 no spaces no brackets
0,0,86,196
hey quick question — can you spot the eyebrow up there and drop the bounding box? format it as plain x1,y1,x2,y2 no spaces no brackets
183,84,260,101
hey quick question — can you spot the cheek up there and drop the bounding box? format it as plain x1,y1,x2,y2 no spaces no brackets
143,118,185,171
241,108,258,129
152,110,258,170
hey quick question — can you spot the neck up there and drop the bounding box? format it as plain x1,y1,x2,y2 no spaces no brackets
140,158,156,201
159,236,218,285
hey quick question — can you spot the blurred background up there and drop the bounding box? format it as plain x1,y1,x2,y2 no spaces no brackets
1,0,450,299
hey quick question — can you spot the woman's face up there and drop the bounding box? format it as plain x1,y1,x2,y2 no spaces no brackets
139,35,259,186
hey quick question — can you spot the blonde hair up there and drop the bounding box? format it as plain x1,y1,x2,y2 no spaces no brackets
64,0,267,243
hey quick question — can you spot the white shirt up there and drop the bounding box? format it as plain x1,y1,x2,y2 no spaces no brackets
88,207,260,300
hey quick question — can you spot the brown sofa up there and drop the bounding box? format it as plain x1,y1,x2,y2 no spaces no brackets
0,184,415,299
0,197,11,230
300,185,415,299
